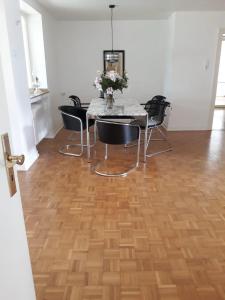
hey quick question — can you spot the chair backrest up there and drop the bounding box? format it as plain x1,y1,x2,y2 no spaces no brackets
151,95,167,102
144,100,170,126
96,120,140,145
69,95,81,107
58,105,87,131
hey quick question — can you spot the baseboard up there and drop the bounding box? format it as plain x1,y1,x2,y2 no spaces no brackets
46,125,63,139
167,127,210,131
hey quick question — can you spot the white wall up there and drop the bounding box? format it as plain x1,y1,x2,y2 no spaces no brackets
167,11,225,131
56,20,169,103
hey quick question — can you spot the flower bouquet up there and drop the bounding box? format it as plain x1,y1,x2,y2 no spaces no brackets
94,70,128,108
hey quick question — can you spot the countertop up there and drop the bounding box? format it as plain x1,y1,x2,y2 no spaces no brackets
30,89,49,104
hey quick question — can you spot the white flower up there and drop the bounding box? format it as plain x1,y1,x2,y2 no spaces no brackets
106,70,118,82
94,69,128,94
94,77,102,85
96,83,103,91
94,76,103,91
106,87,114,95
95,75,102,83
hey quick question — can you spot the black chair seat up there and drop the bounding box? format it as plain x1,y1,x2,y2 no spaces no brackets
130,117,161,129
97,120,140,145
58,105,95,157
59,105,94,131
93,120,141,177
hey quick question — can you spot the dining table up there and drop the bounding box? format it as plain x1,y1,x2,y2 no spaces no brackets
86,98,148,163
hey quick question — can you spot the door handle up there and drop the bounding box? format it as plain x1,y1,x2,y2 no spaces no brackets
1,133,25,197
7,154,25,166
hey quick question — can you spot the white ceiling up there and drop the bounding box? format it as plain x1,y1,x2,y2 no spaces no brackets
36,0,225,20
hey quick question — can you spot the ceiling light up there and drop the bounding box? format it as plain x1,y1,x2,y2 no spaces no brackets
105,4,119,63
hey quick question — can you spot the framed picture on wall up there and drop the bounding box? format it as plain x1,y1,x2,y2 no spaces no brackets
103,50,125,77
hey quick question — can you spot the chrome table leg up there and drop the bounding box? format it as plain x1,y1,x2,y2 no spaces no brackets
144,114,148,163
86,113,91,162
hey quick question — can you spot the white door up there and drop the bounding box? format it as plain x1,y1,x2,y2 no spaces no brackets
0,1,36,299
0,55,36,300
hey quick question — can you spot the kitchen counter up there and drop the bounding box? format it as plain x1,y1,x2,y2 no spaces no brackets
30,89,49,103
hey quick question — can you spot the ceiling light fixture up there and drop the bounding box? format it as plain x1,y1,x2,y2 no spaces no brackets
105,4,119,63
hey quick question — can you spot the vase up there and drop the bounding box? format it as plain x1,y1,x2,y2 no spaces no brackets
106,94,114,109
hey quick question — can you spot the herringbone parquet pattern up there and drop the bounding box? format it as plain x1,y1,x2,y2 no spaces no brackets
19,129,225,300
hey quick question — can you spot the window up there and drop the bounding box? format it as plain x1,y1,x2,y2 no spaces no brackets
20,0,48,90
21,14,32,88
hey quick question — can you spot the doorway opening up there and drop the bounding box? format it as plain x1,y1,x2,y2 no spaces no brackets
212,34,225,130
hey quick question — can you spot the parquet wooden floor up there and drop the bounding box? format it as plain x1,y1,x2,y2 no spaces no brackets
18,129,225,300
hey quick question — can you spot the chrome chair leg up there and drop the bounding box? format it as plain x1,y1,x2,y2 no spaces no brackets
64,130,95,149
59,122,96,156
94,129,141,177
146,126,172,158
94,166,132,177
136,128,141,167
59,128,84,157
125,125,172,156
105,144,108,160
59,145,83,156
94,122,97,144
150,127,168,141
146,128,154,149
94,159,139,177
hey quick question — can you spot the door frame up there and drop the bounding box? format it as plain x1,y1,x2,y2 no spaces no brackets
209,29,225,129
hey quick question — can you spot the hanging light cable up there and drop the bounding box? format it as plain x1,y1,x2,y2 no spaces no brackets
105,4,119,63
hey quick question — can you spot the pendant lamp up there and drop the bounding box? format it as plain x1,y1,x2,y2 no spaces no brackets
105,4,119,63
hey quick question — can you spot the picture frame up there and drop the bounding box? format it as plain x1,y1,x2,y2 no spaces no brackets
103,50,125,77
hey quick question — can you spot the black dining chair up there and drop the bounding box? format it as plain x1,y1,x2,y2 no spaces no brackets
58,105,94,157
151,95,167,102
67,96,87,141
68,95,82,108
131,98,172,157
93,119,141,177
